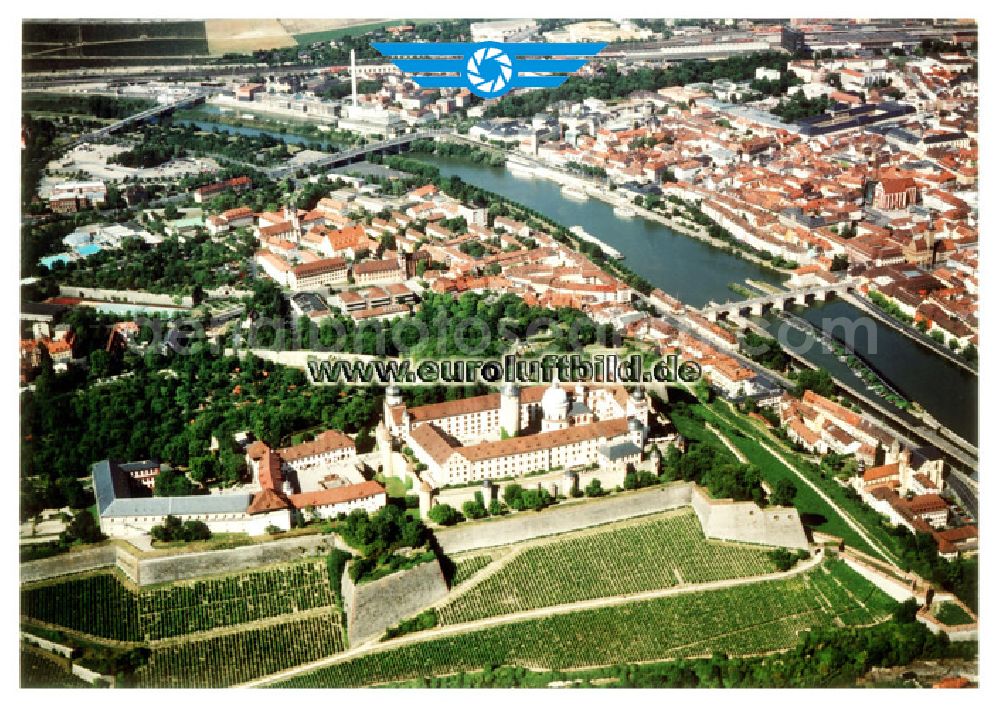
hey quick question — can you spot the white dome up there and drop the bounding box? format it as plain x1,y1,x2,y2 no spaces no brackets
542,381,569,420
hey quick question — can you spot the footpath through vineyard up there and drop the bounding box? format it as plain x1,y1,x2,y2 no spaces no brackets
240,551,827,688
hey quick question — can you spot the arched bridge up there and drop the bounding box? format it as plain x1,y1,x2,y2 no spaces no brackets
701,280,856,322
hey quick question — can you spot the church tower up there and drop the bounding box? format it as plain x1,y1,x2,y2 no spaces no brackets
627,386,649,427
541,377,570,433
499,383,521,438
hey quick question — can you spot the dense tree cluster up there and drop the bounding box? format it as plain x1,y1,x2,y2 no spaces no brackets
740,332,791,372
771,91,832,123
150,514,212,542
484,53,790,118
52,231,251,294
20,347,381,517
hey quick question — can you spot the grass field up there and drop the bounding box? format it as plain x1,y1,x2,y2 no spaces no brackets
21,559,339,642
671,398,890,558
437,510,779,625
293,21,400,46
273,560,896,688
933,602,974,626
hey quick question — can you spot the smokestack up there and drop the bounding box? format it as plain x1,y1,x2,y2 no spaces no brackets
350,48,358,109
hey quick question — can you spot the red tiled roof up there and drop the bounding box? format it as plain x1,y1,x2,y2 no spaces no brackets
278,429,355,462
247,488,290,514
289,481,386,509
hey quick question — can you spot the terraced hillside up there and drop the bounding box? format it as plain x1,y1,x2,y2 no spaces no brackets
273,560,897,688
437,509,780,625
21,559,339,642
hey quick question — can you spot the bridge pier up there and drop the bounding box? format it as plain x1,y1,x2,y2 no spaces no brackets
750,302,764,317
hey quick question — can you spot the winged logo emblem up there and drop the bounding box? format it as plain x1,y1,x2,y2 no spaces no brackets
372,42,606,99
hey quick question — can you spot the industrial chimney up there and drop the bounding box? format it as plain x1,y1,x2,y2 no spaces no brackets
350,48,358,109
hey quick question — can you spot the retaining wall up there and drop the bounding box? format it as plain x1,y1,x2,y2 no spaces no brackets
341,558,449,646
20,545,118,584
21,535,342,587
135,535,339,586
21,632,75,659
57,286,192,307
691,485,810,550
435,483,694,555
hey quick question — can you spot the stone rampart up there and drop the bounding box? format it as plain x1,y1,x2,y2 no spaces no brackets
21,535,342,587
435,483,694,555
341,557,448,646
20,545,117,584
691,485,809,550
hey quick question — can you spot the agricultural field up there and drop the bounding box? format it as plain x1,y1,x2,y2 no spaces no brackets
23,20,209,69
20,648,93,688
437,510,779,625
273,561,897,688
133,611,346,688
21,559,338,642
449,554,495,587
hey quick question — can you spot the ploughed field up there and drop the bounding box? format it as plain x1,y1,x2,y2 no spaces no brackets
437,509,781,625
274,560,898,688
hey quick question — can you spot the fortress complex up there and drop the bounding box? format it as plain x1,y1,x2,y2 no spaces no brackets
380,379,650,488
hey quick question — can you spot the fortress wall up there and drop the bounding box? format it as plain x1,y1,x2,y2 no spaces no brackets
135,535,338,586
692,486,810,550
342,558,449,646
20,544,117,584
841,554,918,603
435,483,694,555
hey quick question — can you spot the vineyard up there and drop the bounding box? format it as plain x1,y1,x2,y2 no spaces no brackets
20,649,93,688
450,554,495,587
21,560,338,642
133,612,346,688
274,562,897,688
437,510,779,624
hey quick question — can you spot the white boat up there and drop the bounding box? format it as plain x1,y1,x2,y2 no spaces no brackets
613,205,636,219
561,185,589,201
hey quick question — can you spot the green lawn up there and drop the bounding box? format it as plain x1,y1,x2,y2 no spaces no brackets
934,602,974,626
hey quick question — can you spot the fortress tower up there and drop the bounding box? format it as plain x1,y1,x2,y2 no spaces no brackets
499,383,521,438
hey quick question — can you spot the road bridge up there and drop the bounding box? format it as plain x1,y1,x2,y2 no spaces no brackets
72,94,206,146
265,130,448,179
701,280,856,322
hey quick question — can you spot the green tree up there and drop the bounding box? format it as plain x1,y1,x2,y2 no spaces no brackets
428,503,459,526
770,478,798,507
61,509,104,544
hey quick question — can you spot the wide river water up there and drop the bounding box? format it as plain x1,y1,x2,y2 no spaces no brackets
426,155,978,445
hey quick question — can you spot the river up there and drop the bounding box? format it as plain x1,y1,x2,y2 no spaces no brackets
427,155,978,446
173,105,349,149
